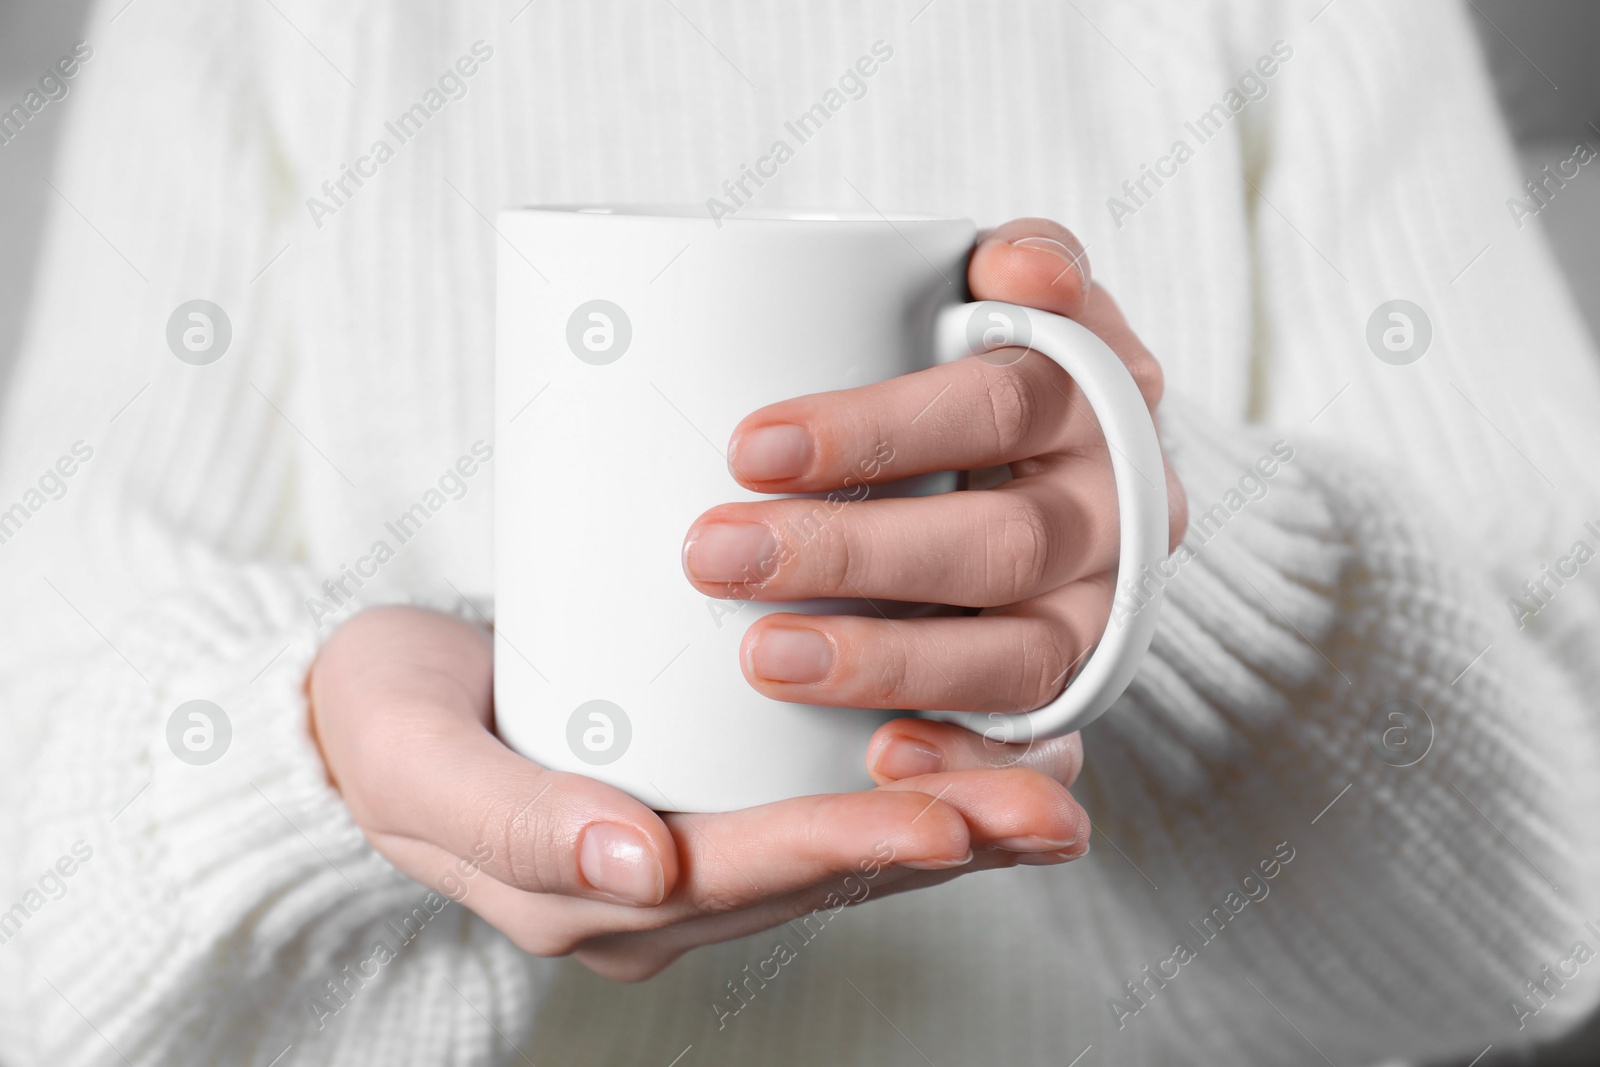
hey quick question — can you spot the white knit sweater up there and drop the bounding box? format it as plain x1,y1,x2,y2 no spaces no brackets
4,1,1600,1064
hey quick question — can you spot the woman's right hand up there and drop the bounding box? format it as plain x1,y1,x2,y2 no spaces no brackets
309,605,1090,980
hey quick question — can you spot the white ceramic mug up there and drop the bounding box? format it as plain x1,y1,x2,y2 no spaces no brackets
494,205,1166,812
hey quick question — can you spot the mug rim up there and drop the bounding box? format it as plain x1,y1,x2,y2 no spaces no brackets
506,203,966,225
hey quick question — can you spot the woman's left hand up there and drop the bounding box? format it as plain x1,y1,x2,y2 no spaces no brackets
684,217,1188,782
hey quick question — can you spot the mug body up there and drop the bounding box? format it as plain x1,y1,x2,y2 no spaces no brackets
494,205,975,812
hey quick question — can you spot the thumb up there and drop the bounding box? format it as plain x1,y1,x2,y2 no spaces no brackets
313,608,678,907
403,720,679,907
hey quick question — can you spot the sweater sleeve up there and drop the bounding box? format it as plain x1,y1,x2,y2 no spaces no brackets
0,5,544,1065
1078,1,1600,1062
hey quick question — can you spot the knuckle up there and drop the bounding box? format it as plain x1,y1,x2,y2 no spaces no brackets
868,629,913,706
981,365,1043,454
988,497,1054,604
1128,351,1165,407
474,793,558,895
1023,619,1075,708
690,882,755,916
684,839,767,915
804,503,860,596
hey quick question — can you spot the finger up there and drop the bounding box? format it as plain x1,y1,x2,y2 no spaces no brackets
368,723,681,907
725,290,1161,500
570,763,1090,980
1164,451,1189,553
865,719,1085,787
638,762,1083,922
969,217,1093,318
363,831,595,958
876,768,1091,853
685,461,1118,606
1071,285,1163,410
725,349,1078,493
501,788,976,934
737,575,1114,712
454,765,1084,974
371,786,977,961
315,610,678,907
656,788,975,915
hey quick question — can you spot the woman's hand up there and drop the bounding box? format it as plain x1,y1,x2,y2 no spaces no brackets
310,218,1181,982
310,605,1089,982
686,218,1187,765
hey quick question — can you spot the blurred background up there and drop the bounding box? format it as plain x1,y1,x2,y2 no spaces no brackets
1,1,1596,1064
3,0,1598,378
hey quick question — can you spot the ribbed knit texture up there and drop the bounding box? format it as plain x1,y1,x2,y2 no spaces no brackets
3,1,1600,1064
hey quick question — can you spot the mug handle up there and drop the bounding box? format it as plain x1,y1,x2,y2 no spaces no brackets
918,301,1169,743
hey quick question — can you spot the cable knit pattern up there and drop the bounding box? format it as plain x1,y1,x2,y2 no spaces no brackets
3,1,1599,1065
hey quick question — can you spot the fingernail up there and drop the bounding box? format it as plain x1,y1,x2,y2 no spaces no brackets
731,424,812,482
902,849,974,870
993,834,1079,853
871,738,943,780
1015,846,1084,865
579,823,664,905
684,521,778,584
1009,235,1090,296
749,626,834,684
